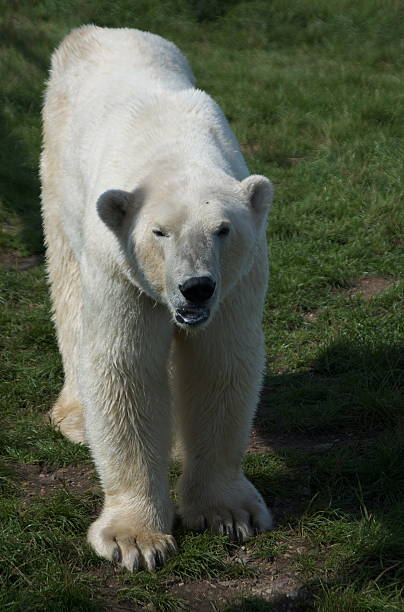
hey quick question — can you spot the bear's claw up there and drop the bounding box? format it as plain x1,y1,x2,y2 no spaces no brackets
88,517,176,572
182,508,272,543
179,474,273,543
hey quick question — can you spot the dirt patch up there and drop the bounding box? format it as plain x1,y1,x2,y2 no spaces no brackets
102,604,142,611
302,311,318,323
301,276,399,323
171,552,311,611
0,251,42,270
11,462,98,499
94,548,311,611
248,427,361,455
284,157,305,167
240,141,262,156
101,605,141,612
338,275,398,300
82,568,144,611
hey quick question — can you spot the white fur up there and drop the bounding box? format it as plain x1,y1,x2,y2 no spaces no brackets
41,25,274,571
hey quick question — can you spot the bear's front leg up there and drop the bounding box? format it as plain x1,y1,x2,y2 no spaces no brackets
81,271,175,571
172,285,272,542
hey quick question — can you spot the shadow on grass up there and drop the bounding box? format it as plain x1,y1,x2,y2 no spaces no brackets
0,106,43,254
187,0,242,22
252,339,403,515
257,340,403,441
0,21,54,255
1,20,51,72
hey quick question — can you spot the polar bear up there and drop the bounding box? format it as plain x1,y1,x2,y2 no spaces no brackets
41,25,274,571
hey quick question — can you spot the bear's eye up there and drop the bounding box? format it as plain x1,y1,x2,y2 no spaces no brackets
152,228,169,237
216,225,230,237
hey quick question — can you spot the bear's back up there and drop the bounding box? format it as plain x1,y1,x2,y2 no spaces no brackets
50,25,195,94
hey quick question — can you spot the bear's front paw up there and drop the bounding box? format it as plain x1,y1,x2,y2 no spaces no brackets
179,473,272,543
87,513,176,572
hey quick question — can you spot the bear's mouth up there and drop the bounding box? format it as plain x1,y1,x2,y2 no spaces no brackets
175,307,210,327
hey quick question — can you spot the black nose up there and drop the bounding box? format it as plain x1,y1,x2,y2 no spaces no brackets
179,276,216,303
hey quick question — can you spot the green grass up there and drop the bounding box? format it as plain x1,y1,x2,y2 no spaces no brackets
1,0,403,610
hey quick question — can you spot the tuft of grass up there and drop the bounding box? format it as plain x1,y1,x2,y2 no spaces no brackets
316,585,403,612
117,573,186,611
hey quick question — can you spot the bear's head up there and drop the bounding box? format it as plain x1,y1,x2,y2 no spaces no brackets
97,171,273,329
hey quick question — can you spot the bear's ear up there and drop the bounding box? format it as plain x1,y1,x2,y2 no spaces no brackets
242,175,274,216
97,189,142,236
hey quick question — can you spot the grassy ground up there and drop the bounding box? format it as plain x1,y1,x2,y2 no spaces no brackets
1,0,403,610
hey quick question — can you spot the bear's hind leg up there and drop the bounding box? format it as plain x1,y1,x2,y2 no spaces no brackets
43,208,85,444
49,389,86,445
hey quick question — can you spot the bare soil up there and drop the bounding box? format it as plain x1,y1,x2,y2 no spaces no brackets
0,251,42,270
302,275,399,323
11,462,98,499
248,425,382,455
170,553,313,611
343,275,398,300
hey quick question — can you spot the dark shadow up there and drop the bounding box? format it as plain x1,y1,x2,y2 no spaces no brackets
1,22,51,72
249,341,404,520
0,20,54,254
256,340,403,446
187,0,243,22
0,105,44,254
